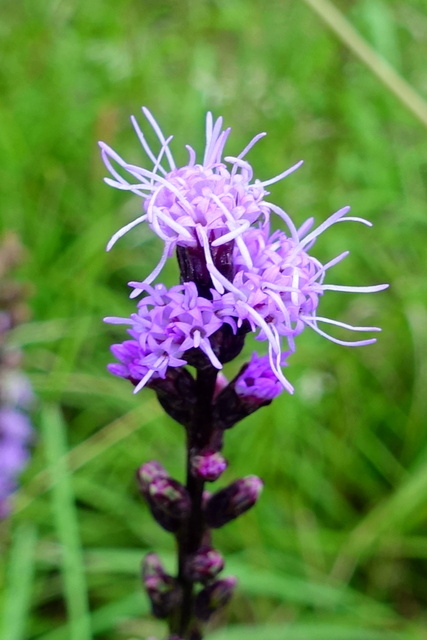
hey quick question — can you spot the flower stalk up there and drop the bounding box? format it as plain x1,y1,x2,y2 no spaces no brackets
101,108,388,639
173,366,218,638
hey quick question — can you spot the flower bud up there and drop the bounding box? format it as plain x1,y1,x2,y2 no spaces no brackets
137,463,191,532
142,551,165,580
204,476,263,528
191,451,227,482
142,552,181,619
235,353,286,402
212,353,285,430
184,546,224,583
195,576,237,621
148,476,191,520
136,460,168,492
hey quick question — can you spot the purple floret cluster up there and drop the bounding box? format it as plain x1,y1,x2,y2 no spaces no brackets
101,108,387,397
105,282,229,392
234,352,284,401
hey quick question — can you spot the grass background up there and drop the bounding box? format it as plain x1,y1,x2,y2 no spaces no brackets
1,0,427,638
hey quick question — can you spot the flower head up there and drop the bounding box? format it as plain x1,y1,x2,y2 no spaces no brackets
235,353,285,402
100,108,302,296
214,219,387,391
105,282,235,392
103,109,388,394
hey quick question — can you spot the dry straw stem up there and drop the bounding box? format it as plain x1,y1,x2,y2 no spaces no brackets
302,0,427,129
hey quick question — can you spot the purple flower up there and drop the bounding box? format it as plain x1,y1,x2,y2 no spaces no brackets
105,282,233,392
0,370,34,408
102,110,388,393
234,353,285,401
213,222,388,391
0,407,32,518
100,108,302,296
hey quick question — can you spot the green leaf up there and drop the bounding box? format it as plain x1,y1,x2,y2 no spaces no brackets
41,404,92,640
1,525,37,640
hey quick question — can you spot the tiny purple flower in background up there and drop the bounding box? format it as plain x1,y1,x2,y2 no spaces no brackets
0,233,34,519
0,408,32,518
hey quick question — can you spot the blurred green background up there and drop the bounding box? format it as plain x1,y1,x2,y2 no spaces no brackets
1,0,427,638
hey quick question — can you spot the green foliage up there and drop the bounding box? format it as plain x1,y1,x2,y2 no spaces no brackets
1,0,427,638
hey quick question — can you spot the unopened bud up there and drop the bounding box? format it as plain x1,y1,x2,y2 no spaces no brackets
137,461,168,492
213,353,286,429
191,451,227,482
137,464,191,533
234,353,286,402
148,477,191,520
142,552,165,580
142,553,181,619
195,576,237,621
204,476,263,528
184,546,224,583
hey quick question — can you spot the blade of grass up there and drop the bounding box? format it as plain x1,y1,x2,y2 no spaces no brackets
41,404,91,640
301,0,427,128
35,546,397,622
15,398,162,514
209,623,419,640
1,524,37,640
332,460,427,582
36,593,147,640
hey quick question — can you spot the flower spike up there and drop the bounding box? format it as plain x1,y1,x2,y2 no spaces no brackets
103,109,389,639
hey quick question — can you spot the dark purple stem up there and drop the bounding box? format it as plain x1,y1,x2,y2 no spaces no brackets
171,366,218,639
